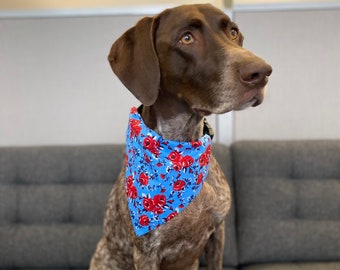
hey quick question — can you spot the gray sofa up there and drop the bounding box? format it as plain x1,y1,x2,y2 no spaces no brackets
0,141,339,269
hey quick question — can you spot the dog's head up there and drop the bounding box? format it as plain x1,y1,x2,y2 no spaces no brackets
108,4,272,116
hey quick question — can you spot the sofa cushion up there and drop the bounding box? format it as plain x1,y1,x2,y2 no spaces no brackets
232,141,340,264
0,145,125,268
0,144,237,268
0,224,101,267
200,267,237,270
0,145,125,184
2,269,87,270
241,262,340,270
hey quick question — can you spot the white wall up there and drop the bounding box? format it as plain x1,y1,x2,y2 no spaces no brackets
0,0,225,11
1,7,340,146
0,0,227,18
233,8,340,141
0,16,141,146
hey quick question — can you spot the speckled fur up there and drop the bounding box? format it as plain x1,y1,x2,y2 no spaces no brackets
90,4,271,270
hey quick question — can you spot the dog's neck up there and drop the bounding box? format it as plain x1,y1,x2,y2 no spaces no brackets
140,94,205,142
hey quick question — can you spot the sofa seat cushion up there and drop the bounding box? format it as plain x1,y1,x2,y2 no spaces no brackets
241,262,340,270
0,145,126,268
2,269,88,270
232,141,340,265
199,267,237,270
235,177,340,263
0,224,101,268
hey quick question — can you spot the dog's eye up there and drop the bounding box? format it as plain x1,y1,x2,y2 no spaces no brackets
230,28,239,40
179,33,194,45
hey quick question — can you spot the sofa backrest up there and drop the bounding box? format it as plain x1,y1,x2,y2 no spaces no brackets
232,140,340,265
0,145,125,268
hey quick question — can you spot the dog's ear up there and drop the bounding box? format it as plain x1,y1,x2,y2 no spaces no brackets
108,17,160,106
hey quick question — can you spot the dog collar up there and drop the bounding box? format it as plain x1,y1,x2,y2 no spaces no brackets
125,107,212,236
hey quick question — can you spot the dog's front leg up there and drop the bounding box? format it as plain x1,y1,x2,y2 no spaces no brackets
133,245,160,270
204,221,225,270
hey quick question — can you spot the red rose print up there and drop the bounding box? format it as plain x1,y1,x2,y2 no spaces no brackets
143,136,160,155
150,147,160,156
166,211,178,221
199,153,209,167
199,145,211,167
181,155,194,168
139,215,150,226
139,173,149,186
172,162,183,171
191,141,202,148
199,154,206,166
130,107,138,114
154,194,166,207
196,173,203,185
143,136,153,149
153,206,164,215
173,180,185,191
168,151,182,162
129,119,141,138
143,197,155,211
144,153,150,163
206,154,210,164
206,145,212,156
127,185,137,199
126,175,133,187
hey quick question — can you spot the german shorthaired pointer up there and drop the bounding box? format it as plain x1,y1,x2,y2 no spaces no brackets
90,4,272,270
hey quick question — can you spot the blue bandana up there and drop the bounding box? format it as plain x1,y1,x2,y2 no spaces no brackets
125,107,212,236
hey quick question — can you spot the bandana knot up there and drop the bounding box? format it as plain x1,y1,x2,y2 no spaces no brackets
125,107,212,236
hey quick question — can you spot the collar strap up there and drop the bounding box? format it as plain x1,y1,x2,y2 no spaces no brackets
203,118,214,140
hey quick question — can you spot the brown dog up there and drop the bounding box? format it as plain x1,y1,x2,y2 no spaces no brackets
90,4,271,270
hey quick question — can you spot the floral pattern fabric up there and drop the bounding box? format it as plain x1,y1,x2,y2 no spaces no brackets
125,107,212,236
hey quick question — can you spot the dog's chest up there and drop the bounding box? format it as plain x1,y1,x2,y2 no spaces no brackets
203,156,231,223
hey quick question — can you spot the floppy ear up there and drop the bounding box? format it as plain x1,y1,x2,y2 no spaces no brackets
108,17,160,106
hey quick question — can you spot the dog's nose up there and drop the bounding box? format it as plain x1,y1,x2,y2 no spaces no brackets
239,60,272,87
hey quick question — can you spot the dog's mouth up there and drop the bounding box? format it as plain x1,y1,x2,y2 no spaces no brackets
234,88,265,111
193,95,262,116
236,96,260,110
192,86,266,116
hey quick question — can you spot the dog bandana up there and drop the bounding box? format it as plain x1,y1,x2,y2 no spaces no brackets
125,107,213,236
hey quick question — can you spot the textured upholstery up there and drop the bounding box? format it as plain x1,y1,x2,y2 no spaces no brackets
1,141,339,269
200,267,236,270
0,145,125,268
241,262,340,270
232,141,340,265
0,144,236,269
